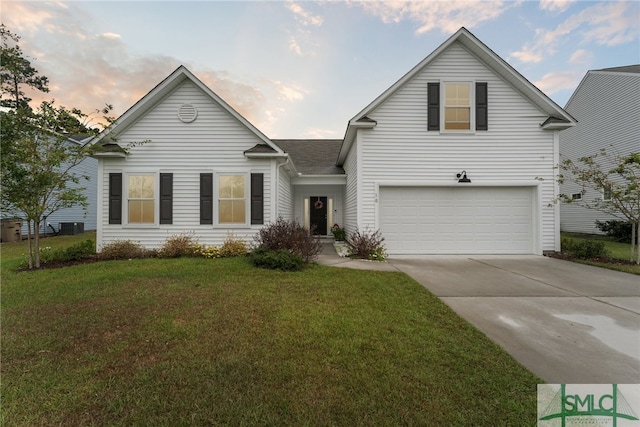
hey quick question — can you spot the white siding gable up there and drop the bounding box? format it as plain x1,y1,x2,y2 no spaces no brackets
355,41,559,252
99,79,273,249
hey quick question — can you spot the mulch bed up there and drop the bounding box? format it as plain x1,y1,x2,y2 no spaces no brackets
17,256,101,272
545,252,638,266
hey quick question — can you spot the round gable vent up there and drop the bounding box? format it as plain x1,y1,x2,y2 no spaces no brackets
178,104,198,123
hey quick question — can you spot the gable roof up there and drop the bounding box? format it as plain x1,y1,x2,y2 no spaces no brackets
89,65,284,156
273,139,344,175
598,64,640,73
565,64,640,108
338,27,576,164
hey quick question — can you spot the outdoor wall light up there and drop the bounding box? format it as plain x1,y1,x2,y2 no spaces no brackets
456,170,471,183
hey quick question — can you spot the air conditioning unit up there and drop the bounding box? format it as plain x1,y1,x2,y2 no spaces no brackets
59,222,84,235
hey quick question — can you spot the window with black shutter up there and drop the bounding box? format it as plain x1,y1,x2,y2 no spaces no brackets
476,82,488,131
250,173,264,225
159,173,173,224
427,82,440,131
108,173,122,224
200,173,213,225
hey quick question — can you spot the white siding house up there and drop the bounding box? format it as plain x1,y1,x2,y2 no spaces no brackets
92,67,291,250
91,28,574,255
337,27,575,254
11,136,98,239
559,65,640,234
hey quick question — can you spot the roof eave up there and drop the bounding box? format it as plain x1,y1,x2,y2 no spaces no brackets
541,119,576,131
337,119,377,165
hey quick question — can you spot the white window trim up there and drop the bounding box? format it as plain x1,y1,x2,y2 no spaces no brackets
441,80,476,133
215,172,250,228
602,186,612,201
123,172,159,228
571,193,582,201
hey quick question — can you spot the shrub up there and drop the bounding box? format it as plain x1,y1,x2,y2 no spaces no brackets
345,228,387,261
192,243,221,259
36,240,95,265
250,247,304,271
158,233,198,258
220,232,248,257
62,239,95,261
562,237,610,259
331,224,346,241
253,217,323,263
99,240,149,260
595,220,633,243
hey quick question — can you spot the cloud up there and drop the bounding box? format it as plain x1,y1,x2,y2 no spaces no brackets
534,70,581,95
2,1,306,135
102,32,121,40
286,1,324,27
302,127,342,139
285,2,323,56
569,49,593,66
272,81,309,102
352,0,513,34
511,1,639,63
539,0,574,13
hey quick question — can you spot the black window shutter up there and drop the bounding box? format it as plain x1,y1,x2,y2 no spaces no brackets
200,173,213,225
159,173,173,224
427,82,440,131
476,82,488,131
250,173,264,225
108,173,122,224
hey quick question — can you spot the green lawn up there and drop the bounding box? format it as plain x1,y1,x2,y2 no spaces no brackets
561,232,640,275
2,234,541,426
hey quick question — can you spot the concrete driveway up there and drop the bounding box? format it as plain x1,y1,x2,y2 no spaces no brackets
388,255,640,384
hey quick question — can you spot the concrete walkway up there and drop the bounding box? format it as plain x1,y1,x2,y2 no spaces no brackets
316,242,398,272
316,244,640,383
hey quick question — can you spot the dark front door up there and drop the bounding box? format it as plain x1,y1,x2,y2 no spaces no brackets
310,196,328,235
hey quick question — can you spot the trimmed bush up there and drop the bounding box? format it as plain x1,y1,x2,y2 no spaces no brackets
250,247,304,271
562,237,610,259
99,240,149,260
346,228,387,261
157,233,198,258
253,217,323,263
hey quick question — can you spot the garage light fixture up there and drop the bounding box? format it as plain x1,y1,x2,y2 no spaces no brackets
456,170,471,183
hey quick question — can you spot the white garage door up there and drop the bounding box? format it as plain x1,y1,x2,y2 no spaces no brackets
380,186,535,254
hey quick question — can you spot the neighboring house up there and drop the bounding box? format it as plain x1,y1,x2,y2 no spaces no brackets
559,65,640,234
91,27,575,255
6,134,98,239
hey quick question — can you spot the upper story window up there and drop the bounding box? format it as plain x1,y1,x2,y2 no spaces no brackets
602,186,612,201
428,82,487,132
128,174,155,223
444,83,471,130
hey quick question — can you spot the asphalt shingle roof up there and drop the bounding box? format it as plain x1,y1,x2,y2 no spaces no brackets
272,139,345,175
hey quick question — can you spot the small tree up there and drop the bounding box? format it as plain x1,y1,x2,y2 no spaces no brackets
1,104,97,268
558,148,640,264
0,26,111,268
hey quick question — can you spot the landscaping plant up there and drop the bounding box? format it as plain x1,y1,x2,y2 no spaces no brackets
345,228,387,261
253,217,323,263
